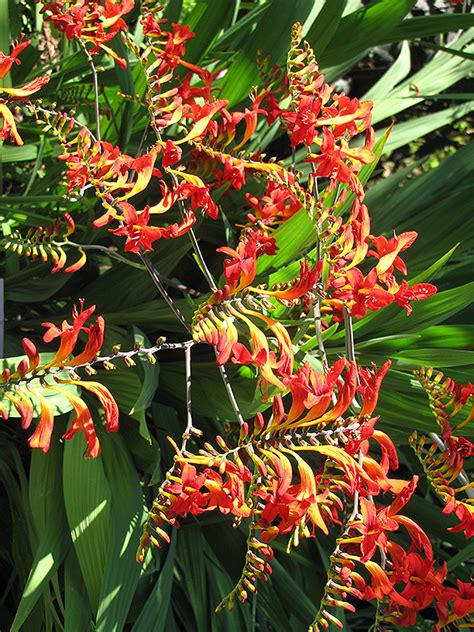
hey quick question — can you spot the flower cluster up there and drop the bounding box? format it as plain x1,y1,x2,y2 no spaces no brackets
0,36,49,144
40,0,134,67
2,6,471,631
409,368,473,538
1,302,117,457
3,213,86,273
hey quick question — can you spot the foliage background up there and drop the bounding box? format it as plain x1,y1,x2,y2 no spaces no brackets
0,0,473,630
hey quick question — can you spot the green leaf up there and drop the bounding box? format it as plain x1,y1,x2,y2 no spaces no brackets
304,0,347,59
409,244,459,285
219,0,316,106
95,431,145,632
447,541,474,572
316,0,416,68
0,145,38,163
177,526,209,632
0,453,35,589
131,534,177,632
371,30,474,123
256,208,317,275
129,326,160,440
5,271,71,302
183,0,230,66
386,14,474,43
10,433,70,632
363,40,411,100
64,548,92,632
383,101,474,154
63,434,111,615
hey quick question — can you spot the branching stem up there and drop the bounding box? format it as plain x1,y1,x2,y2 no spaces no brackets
216,353,245,427
139,252,192,333
151,127,217,290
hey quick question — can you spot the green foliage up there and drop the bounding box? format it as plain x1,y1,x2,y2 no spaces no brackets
0,1,472,630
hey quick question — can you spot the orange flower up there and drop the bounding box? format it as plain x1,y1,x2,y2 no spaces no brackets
0,36,49,145
28,391,54,452
42,0,134,68
42,302,103,366
0,35,30,78
0,102,23,145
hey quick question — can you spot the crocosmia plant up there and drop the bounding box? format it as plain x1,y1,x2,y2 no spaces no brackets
1,1,472,630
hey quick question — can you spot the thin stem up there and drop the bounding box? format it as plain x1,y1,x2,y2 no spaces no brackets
343,307,356,365
64,241,201,295
313,245,329,377
182,344,193,453
149,116,244,428
64,241,145,270
182,212,217,291
137,122,151,157
348,451,364,522
343,305,364,523
310,162,330,375
77,39,101,141
2,339,196,389
151,126,217,290
216,353,245,427
251,588,258,632
140,252,192,333
25,103,97,142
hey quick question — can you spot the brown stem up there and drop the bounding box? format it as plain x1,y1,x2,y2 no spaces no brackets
216,353,245,427
181,344,193,452
140,252,192,333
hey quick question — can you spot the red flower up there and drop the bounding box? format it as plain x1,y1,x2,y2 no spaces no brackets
42,0,134,68
0,103,23,145
166,463,208,517
110,202,196,253
42,302,104,366
0,35,30,78
307,127,375,198
0,36,49,145
357,360,391,416
436,579,474,625
162,139,182,167
246,181,301,225
331,268,393,319
393,280,437,315
216,229,277,294
250,260,321,302
368,231,417,279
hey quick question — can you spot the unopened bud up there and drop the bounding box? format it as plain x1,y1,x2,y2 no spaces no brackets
215,435,229,450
